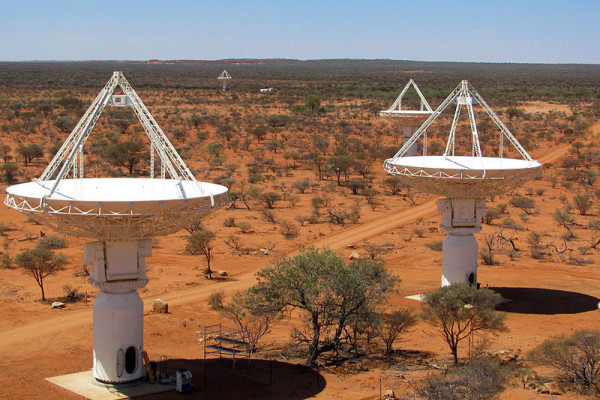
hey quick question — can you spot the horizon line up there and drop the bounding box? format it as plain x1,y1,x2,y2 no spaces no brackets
0,58,599,66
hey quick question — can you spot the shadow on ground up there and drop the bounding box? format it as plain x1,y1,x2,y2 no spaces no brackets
492,287,600,315
141,357,325,400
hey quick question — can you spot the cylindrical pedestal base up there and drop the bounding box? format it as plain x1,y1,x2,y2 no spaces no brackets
93,291,144,384
441,234,478,287
403,126,417,156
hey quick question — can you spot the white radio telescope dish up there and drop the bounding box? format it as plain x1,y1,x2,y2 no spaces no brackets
384,80,542,199
379,78,434,121
218,69,232,91
380,79,435,156
5,71,229,240
4,71,228,386
384,80,541,287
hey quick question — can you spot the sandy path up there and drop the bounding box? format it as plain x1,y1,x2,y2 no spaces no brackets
0,143,571,355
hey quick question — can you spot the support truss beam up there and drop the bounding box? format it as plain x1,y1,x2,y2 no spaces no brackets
38,71,205,197
392,80,533,162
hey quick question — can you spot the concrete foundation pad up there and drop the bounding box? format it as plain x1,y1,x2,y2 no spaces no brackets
46,370,174,400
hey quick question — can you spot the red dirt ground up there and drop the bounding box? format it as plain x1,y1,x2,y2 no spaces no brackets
0,121,599,399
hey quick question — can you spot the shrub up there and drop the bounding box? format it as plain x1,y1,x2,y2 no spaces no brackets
279,220,299,238
261,192,281,209
529,330,600,393
262,210,277,223
496,203,508,214
482,208,500,224
419,357,506,400
479,248,496,265
0,253,13,269
509,196,536,215
63,284,81,302
413,227,425,238
36,234,67,249
294,215,310,226
292,178,313,194
380,309,417,356
426,241,444,252
527,231,546,259
573,194,593,215
236,221,253,234
223,217,236,227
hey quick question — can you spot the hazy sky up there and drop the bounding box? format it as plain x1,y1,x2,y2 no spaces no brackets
1,0,598,63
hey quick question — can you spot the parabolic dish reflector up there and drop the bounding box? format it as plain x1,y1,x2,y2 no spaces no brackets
5,178,229,241
384,156,542,199
379,110,434,124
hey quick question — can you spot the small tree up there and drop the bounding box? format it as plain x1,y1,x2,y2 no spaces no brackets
292,178,313,194
422,283,507,366
0,144,11,163
250,125,268,143
254,246,397,364
505,107,525,121
573,194,593,216
52,117,75,133
186,230,216,279
57,96,84,111
480,231,502,265
553,209,576,239
15,247,68,301
260,192,281,209
103,140,146,175
529,330,600,393
383,176,410,196
380,309,417,356
527,231,546,259
203,142,225,169
345,179,366,195
209,289,280,353
190,114,204,129
0,162,19,183
305,94,322,114
362,188,380,210
328,154,354,185
509,195,535,215
16,143,44,167
482,208,500,225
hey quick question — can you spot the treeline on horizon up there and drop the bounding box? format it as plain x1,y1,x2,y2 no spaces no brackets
0,59,599,106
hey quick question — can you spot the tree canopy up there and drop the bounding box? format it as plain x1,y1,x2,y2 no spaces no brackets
253,246,398,364
422,283,507,366
102,140,147,175
15,247,68,301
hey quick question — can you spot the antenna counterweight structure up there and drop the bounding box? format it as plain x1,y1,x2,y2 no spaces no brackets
384,80,541,287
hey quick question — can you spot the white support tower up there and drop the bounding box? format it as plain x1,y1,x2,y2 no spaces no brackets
217,70,232,91
384,80,541,287
5,72,229,385
380,79,434,156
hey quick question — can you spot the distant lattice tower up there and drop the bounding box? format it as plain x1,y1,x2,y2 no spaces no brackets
380,79,434,156
384,80,541,287
218,70,232,91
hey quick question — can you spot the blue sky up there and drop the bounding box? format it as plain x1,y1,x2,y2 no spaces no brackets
1,0,598,63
